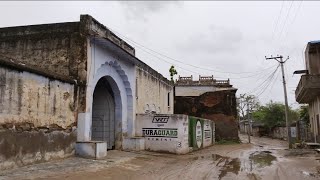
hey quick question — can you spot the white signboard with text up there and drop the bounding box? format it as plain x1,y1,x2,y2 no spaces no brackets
203,120,213,148
136,114,189,154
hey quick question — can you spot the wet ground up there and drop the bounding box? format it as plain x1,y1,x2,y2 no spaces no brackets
1,134,320,180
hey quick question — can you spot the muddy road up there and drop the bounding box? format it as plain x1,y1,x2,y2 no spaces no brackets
1,135,320,180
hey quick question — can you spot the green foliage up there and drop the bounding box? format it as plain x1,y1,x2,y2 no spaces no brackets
252,101,299,129
169,65,177,82
299,105,309,124
237,94,260,119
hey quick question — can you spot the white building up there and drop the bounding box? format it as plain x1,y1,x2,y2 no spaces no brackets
295,40,320,143
0,14,174,169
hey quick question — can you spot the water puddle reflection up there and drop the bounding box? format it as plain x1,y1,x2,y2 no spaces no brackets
249,151,276,168
209,151,277,179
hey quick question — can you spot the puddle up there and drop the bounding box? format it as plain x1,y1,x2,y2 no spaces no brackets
302,171,317,177
249,151,277,168
218,158,241,179
190,152,276,179
262,150,272,154
247,173,260,180
210,151,276,179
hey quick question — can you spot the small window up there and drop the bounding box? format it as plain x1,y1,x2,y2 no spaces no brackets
317,115,320,135
135,78,138,99
168,92,170,107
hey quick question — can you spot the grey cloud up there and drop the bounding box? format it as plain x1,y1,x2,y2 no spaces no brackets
118,1,182,21
179,25,243,54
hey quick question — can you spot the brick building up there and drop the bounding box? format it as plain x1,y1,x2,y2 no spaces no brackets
174,75,238,141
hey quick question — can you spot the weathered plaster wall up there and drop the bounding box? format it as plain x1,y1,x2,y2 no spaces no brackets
0,22,87,82
308,96,320,142
174,90,238,141
0,65,76,170
306,44,320,75
175,86,235,97
270,127,286,139
0,22,87,113
136,67,174,114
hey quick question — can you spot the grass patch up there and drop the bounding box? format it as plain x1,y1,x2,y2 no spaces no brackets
216,139,241,145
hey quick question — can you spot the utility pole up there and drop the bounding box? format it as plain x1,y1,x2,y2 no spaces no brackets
265,55,292,148
247,101,251,143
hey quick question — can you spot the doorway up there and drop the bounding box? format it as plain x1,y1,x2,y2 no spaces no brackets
92,78,115,149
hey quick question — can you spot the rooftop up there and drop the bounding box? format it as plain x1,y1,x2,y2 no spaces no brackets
175,75,232,87
0,14,173,86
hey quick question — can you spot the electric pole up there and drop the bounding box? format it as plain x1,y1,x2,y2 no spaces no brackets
247,101,251,143
265,55,292,148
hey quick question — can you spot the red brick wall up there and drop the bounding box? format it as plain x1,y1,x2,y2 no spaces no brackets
174,90,239,141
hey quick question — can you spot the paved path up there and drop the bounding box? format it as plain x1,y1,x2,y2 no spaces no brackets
1,135,319,180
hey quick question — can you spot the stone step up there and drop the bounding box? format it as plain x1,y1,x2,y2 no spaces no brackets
75,141,107,159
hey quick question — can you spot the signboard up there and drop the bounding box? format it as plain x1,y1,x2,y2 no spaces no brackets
204,122,211,139
291,127,296,138
203,120,212,148
152,116,169,123
136,114,190,154
142,128,178,138
196,120,202,148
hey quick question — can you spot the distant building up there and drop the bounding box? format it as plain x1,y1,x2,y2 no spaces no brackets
174,75,238,141
295,41,320,143
239,120,268,137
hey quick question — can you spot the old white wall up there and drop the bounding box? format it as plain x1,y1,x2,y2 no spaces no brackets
135,114,189,154
175,86,236,97
0,66,75,128
135,67,174,114
309,96,320,136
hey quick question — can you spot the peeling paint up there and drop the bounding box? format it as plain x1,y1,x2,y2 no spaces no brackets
136,67,173,114
0,66,75,128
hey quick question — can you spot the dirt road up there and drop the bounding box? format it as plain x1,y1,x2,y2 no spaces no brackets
1,135,319,180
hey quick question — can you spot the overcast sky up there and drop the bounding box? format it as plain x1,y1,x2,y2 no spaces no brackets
0,1,318,108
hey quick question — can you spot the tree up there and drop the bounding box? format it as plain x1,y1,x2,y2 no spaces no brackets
169,65,177,82
299,105,309,124
237,94,260,119
252,101,299,129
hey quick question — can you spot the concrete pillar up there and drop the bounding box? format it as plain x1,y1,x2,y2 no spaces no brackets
77,112,91,141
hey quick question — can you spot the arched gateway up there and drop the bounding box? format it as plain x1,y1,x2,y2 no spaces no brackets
76,60,134,158
92,77,116,149
89,61,134,149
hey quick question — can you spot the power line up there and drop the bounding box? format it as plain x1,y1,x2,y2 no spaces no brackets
109,27,279,76
130,38,202,76
254,65,280,97
259,66,281,99
133,37,280,82
280,0,303,51
277,1,294,40
272,1,285,40
246,64,280,95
